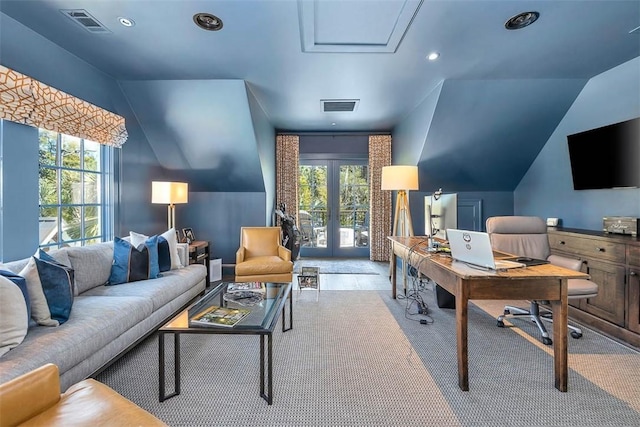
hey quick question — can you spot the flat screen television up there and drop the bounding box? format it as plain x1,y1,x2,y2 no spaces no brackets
567,117,640,190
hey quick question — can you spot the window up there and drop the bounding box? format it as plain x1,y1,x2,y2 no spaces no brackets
38,129,114,249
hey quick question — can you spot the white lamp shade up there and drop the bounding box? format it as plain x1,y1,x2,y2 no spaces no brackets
381,166,419,191
151,181,188,204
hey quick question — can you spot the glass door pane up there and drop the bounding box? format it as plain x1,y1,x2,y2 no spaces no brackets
334,162,369,257
298,163,330,257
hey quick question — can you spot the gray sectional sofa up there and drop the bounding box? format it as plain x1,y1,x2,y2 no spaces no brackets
0,241,207,391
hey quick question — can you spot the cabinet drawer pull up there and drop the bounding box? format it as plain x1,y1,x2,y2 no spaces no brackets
559,240,566,245
595,247,605,252
631,271,638,277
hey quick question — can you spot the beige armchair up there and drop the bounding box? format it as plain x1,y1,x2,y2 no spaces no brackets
235,227,293,283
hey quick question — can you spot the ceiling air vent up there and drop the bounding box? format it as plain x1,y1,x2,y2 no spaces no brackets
321,99,360,113
61,9,111,34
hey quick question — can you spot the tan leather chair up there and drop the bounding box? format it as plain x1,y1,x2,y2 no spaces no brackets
486,216,599,345
235,227,293,283
0,363,166,427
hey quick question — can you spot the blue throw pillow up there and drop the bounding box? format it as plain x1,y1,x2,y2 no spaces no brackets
33,255,74,325
157,236,171,272
108,236,159,285
0,270,31,320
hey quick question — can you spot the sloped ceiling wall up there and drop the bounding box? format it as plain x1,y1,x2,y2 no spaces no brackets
118,79,265,192
407,78,588,192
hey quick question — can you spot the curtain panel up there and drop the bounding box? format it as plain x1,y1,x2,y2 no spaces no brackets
0,65,127,147
368,135,392,261
275,134,300,225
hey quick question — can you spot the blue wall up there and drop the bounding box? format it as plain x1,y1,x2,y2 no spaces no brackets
0,12,163,260
515,57,640,230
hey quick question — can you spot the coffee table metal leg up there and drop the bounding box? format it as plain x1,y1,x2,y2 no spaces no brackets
259,333,273,405
283,289,293,332
159,331,181,402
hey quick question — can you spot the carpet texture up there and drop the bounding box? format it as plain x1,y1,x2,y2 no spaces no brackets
96,285,640,426
293,258,386,274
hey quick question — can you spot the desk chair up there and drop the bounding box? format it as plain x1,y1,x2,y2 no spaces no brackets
235,227,293,283
486,216,598,345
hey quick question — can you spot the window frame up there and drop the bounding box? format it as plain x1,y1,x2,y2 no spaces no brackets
38,129,114,250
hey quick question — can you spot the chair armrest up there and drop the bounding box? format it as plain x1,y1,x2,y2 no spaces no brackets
176,243,188,268
548,254,583,271
236,247,246,264
278,245,291,262
0,363,61,426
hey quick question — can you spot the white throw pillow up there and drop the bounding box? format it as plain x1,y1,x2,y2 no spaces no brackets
18,257,58,327
130,228,182,269
0,276,29,357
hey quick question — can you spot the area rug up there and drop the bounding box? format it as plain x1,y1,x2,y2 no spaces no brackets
293,257,385,274
95,286,640,427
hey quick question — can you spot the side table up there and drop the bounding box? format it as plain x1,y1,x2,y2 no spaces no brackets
189,241,210,284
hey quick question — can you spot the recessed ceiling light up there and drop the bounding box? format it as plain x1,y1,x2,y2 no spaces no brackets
193,13,223,31
427,52,440,61
331,122,336,126
505,11,539,30
118,17,135,27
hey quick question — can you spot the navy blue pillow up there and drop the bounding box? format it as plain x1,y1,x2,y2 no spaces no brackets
157,236,171,272
108,236,159,285
33,255,74,324
0,269,31,320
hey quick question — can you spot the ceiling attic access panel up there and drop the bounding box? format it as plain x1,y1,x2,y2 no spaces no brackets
298,0,423,53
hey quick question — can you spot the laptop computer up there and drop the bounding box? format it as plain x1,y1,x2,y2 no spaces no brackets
446,229,526,271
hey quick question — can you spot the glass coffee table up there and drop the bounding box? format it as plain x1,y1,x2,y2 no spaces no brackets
158,281,292,405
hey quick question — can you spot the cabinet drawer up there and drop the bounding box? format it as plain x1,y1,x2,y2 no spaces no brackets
628,245,640,268
548,234,625,263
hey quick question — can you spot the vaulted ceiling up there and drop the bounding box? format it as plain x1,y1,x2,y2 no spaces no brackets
1,0,639,191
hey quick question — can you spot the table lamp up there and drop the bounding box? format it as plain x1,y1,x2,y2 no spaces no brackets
151,181,189,230
381,165,419,237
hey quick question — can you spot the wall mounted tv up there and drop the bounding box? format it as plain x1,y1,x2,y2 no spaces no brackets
567,117,639,190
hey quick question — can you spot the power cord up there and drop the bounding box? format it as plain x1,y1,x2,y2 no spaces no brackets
395,239,434,325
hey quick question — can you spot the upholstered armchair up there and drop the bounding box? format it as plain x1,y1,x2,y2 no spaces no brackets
235,227,293,283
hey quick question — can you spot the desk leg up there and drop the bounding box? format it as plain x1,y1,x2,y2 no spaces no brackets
552,278,569,392
390,242,397,299
455,278,469,391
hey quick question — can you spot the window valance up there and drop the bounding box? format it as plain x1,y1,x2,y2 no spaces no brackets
0,65,127,147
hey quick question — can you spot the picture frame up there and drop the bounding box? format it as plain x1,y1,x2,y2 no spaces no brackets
182,228,195,243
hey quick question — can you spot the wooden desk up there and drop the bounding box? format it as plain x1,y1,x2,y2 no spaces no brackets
188,241,210,284
388,236,589,392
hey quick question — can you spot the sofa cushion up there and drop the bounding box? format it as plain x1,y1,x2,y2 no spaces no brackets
0,276,29,357
108,237,160,285
84,264,206,311
65,242,114,294
0,295,154,385
34,252,74,325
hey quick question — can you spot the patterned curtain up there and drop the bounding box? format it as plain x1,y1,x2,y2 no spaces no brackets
368,135,392,261
276,134,299,225
0,65,127,147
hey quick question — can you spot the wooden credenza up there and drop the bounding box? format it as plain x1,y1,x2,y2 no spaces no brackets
547,227,640,348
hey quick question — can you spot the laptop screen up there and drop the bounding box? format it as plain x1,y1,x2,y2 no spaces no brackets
446,229,499,269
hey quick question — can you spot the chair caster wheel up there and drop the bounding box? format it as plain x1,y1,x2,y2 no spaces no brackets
542,337,553,345
503,309,511,315
497,320,505,328
570,331,582,339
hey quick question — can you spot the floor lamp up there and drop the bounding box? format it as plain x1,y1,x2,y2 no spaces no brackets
381,165,419,237
152,181,189,230
382,165,419,295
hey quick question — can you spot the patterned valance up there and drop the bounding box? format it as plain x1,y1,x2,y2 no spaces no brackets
0,65,127,147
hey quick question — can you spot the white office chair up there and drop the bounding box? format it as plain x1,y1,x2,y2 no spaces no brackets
486,216,599,345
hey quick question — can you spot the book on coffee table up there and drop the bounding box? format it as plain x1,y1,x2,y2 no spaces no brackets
190,305,250,328
226,282,265,294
